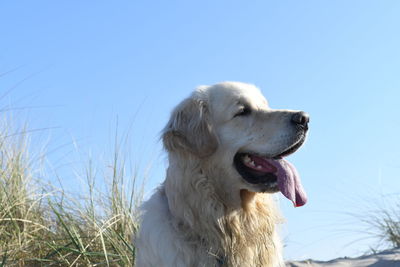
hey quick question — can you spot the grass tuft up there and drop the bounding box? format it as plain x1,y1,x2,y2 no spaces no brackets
367,201,400,250
0,116,142,266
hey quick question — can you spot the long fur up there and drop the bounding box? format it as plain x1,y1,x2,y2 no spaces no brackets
135,82,287,267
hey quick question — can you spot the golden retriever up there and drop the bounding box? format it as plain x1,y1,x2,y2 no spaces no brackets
135,82,309,267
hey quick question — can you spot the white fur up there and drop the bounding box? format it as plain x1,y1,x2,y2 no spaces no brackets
135,82,305,267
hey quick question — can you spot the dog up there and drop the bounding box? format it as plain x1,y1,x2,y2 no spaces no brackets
135,82,309,267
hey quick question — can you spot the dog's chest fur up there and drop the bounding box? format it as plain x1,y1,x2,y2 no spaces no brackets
135,161,284,267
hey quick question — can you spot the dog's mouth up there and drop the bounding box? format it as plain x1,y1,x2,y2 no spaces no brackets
233,138,307,207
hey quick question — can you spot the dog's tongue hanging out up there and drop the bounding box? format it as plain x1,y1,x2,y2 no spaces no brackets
248,155,307,207
273,158,307,207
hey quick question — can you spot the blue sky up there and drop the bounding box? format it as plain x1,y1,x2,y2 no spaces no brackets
1,0,400,261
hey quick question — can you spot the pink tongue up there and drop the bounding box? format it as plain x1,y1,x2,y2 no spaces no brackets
273,159,307,207
250,155,307,207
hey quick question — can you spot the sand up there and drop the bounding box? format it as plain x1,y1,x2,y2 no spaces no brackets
286,248,400,267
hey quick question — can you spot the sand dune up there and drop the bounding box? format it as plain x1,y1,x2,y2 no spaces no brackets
287,248,400,267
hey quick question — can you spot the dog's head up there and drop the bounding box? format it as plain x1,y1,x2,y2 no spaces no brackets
163,82,309,207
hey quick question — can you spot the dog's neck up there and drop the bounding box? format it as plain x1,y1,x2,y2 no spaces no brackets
164,153,282,266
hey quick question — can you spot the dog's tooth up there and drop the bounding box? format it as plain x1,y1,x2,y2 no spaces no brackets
256,165,262,169
249,161,255,166
243,155,251,163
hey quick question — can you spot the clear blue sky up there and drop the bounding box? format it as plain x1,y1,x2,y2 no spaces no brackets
1,0,400,261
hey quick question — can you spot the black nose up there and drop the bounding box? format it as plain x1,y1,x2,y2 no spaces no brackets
291,111,310,127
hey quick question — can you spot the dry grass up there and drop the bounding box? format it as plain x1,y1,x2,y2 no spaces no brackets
0,117,142,266
347,193,400,254
364,201,400,251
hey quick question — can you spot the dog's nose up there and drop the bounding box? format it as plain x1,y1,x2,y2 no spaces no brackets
291,111,310,127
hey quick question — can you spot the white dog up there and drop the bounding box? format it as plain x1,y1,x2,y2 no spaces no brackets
135,82,309,267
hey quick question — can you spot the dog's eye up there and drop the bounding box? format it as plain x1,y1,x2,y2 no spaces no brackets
234,106,251,117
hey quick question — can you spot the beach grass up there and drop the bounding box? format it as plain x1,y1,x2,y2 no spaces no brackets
0,117,141,266
365,200,400,251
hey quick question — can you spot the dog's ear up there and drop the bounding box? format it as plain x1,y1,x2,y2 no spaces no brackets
162,98,218,158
